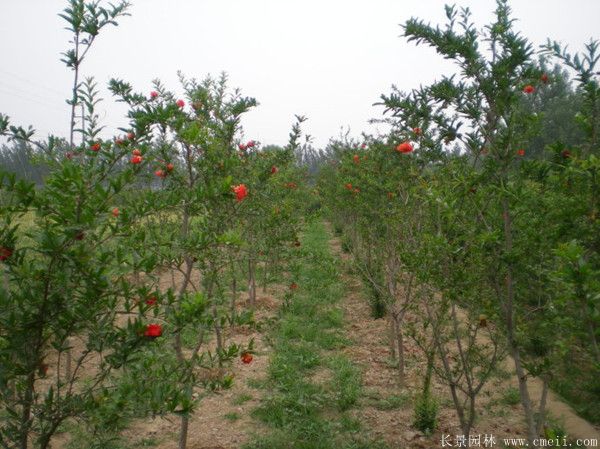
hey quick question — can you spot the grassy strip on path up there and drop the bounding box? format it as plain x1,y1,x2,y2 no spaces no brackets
245,220,388,449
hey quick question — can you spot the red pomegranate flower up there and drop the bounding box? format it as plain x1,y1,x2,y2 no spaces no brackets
239,143,247,151
166,163,174,172
127,132,135,140
155,169,166,178
241,352,253,364
176,99,185,108
345,183,353,190
246,140,256,148
150,91,159,99
233,184,248,202
145,296,158,306
561,149,571,159
540,73,549,84
523,85,535,94
517,149,525,156
144,324,162,338
131,155,143,165
395,142,414,154
90,142,101,152
271,166,278,174
361,143,367,149
353,154,360,164
112,208,120,217
132,149,142,156
0,247,12,261
413,127,422,135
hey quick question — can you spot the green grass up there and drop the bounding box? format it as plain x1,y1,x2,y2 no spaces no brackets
501,387,521,406
244,221,388,449
372,393,410,411
224,412,241,421
233,393,253,405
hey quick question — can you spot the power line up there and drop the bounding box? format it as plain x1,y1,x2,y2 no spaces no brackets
0,80,67,106
0,68,67,98
0,86,67,113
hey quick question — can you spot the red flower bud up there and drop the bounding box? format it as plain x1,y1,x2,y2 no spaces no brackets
517,149,525,156
395,142,414,154
90,142,101,152
353,154,360,164
241,352,253,364
155,169,166,178
523,85,535,94
233,184,248,202
246,140,256,148
0,247,13,261
540,73,549,84
413,127,422,135
166,163,174,172
150,91,159,99
112,208,120,217
131,155,143,165
132,149,142,156
144,323,162,338
239,143,247,151
127,132,135,140
271,166,278,174
176,99,185,108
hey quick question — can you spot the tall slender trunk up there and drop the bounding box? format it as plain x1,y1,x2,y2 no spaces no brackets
392,314,405,386
248,254,256,307
178,410,190,449
230,256,237,326
19,371,36,449
536,376,550,435
502,197,538,446
69,34,80,149
388,315,397,360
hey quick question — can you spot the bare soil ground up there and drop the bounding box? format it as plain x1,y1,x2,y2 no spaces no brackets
48,228,599,449
329,230,600,448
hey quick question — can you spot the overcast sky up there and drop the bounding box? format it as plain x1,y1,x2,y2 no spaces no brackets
1,1,599,149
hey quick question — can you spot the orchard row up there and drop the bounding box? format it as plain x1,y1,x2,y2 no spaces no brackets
318,2,599,446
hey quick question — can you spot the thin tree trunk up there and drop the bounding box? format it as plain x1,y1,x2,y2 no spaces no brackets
230,257,237,326
248,255,256,307
388,315,397,360
536,376,550,435
393,314,405,386
502,197,538,447
178,414,189,449
19,371,35,449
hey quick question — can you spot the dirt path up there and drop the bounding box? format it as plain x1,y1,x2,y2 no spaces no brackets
327,224,600,448
501,358,600,443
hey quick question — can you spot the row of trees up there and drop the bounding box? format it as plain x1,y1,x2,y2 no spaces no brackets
319,1,599,446
0,2,308,448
